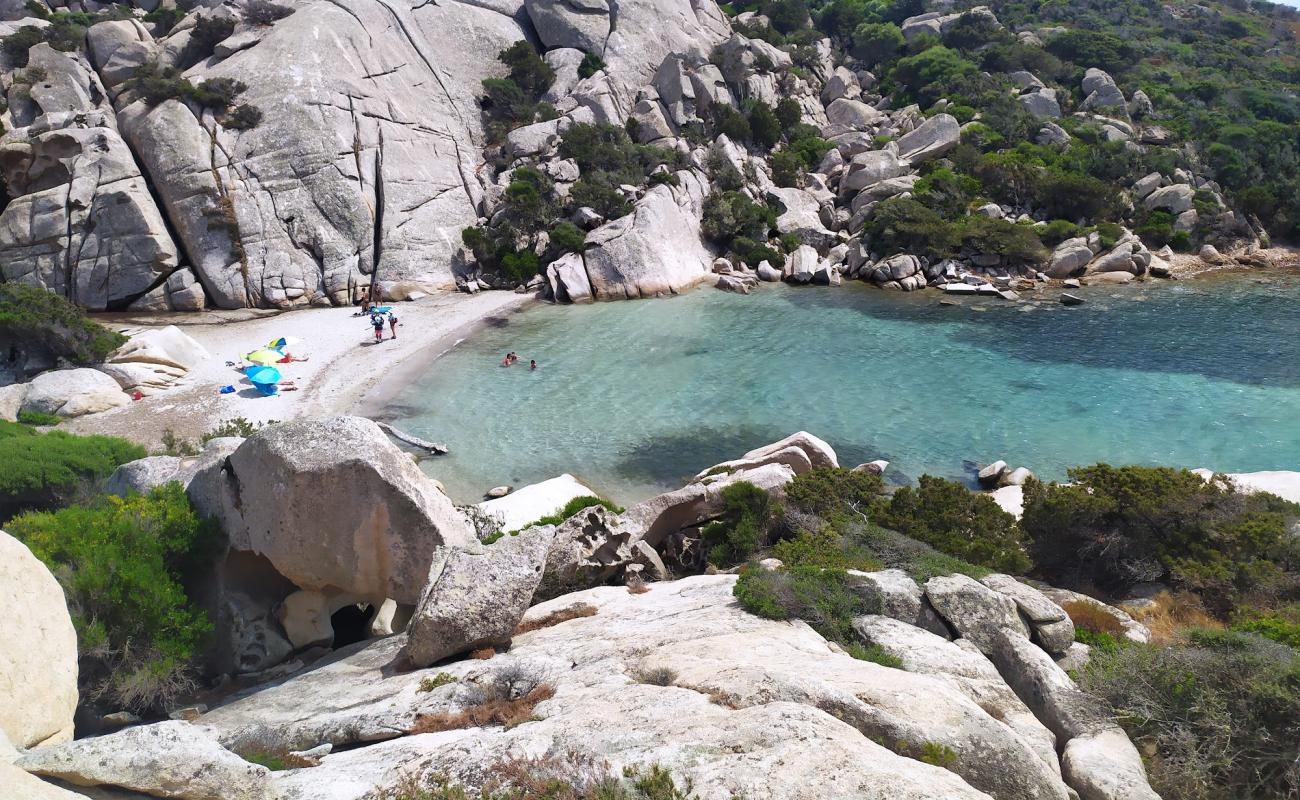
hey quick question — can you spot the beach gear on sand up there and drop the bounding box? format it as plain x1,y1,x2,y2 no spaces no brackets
371,306,392,314
220,385,236,394
253,382,280,396
244,365,282,388
245,348,284,366
267,336,303,350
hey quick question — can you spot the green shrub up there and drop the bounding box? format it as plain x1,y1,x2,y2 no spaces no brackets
734,564,872,642
771,527,882,571
729,236,784,269
143,6,186,32
548,220,587,254
713,105,752,142
243,0,294,26
785,467,884,519
8,483,218,711
1045,29,1136,73
1231,606,1300,649
702,481,777,566
244,752,288,771
190,16,236,59
1,26,46,67
0,423,145,519
771,149,804,187
851,21,904,66
1021,466,1300,614
700,191,776,248
874,475,1030,573
0,282,126,374
845,641,904,667
499,40,555,96
530,495,624,529
129,62,191,106
577,51,605,79
1077,630,1300,799
185,77,247,111
16,410,60,426
774,97,802,130
746,100,782,149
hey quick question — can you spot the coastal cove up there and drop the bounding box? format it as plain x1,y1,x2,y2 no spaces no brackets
381,271,1300,505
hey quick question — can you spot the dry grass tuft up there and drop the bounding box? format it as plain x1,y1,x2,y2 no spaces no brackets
634,666,678,687
626,581,651,595
408,683,555,733
1061,600,1127,636
470,647,496,660
1126,591,1223,644
514,603,597,635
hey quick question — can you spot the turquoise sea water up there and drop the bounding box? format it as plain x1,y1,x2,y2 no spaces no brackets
384,272,1300,505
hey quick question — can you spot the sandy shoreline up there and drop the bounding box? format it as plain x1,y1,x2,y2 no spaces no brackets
62,291,534,448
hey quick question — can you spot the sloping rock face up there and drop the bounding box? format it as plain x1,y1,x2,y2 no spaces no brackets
15,721,276,800
201,576,1072,800
0,531,77,750
105,0,530,309
0,44,181,311
20,367,129,418
404,527,555,666
580,169,714,299
187,416,474,604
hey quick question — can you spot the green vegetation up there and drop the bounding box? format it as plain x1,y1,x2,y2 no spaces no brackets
127,64,263,129
845,641,904,667
16,410,60,426
700,190,782,268
418,672,459,692
1078,629,1300,800
189,16,236,61
577,52,605,79
533,495,625,528
0,283,126,375
0,421,145,520
243,751,289,771
480,40,556,143
243,0,295,26
701,480,778,565
735,564,872,642
7,483,218,711
398,756,698,800
874,474,1030,573
1021,465,1300,616
463,122,679,282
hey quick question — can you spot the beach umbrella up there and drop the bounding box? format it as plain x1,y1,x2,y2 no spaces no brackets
266,336,302,350
245,348,284,366
371,306,393,314
244,365,282,385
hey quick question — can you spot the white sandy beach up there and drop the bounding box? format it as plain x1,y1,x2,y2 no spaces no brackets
62,291,533,448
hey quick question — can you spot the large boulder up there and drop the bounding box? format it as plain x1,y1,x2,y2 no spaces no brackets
767,187,836,249
20,368,129,418
525,0,611,54
1080,68,1127,113
581,170,714,299
1142,183,1195,215
1,761,85,800
847,569,951,637
0,532,77,750
15,721,276,800
187,417,474,604
622,462,797,548
842,145,910,192
980,574,1074,654
1045,237,1094,278
476,473,600,532
105,437,243,498
99,326,209,395
404,527,555,667
897,113,959,162
696,431,838,478
925,573,1029,654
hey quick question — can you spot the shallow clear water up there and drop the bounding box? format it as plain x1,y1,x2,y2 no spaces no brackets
384,272,1300,505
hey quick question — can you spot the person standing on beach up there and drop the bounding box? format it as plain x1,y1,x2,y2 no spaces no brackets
387,311,398,339
371,313,385,343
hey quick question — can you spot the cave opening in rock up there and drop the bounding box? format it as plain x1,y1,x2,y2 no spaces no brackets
330,603,376,649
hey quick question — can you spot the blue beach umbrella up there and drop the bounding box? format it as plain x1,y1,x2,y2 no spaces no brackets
244,365,282,385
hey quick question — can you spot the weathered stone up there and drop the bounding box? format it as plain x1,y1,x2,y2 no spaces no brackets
1018,88,1060,119
784,244,819,283
16,721,276,800
842,145,909,192
0,532,77,750
825,97,884,130
981,574,1074,654
20,368,128,418
1038,587,1150,644
582,171,713,299
1046,237,1094,278
897,113,959,162
477,473,599,532
404,527,555,667
187,416,474,604
623,462,796,548
847,569,950,637
1142,183,1194,215
925,573,1030,654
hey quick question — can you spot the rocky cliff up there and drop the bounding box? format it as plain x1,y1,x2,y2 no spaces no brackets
3,0,1293,310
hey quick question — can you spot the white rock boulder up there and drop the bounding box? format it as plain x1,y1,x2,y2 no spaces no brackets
0,532,77,750
20,368,129,418
476,473,601,532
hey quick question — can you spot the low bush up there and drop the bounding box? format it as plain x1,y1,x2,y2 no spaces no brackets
0,423,145,519
190,15,236,60
734,564,872,642
399,754,697,800
7,483,218,711
785,467,884,519
577,52,605,78
700,191,777,265
1232,605,1300,649
0,283,126,376
16,410,60,426
514,603,598,635
243,0,294,26
479,41,555,142
409,682,554,733
701,481,777,566
873,475,1030,573
1077,630,1300,800
1021,466,1300,614
532,495,623,529
845,641,904,668
771,527,882,571
418,672,458,692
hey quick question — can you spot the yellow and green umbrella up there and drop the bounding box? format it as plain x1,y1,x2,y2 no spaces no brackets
245,349,284,366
